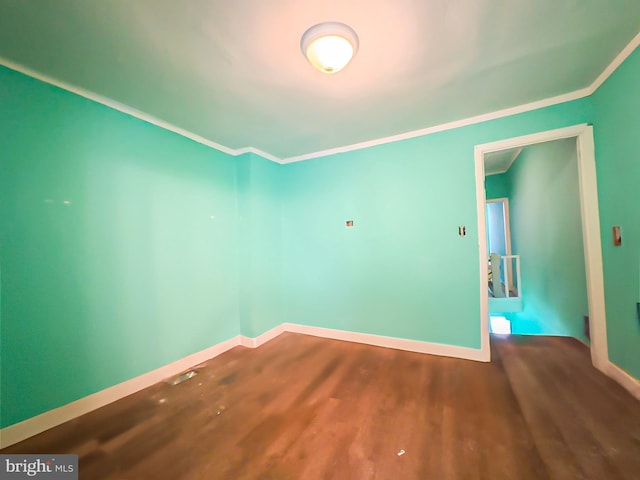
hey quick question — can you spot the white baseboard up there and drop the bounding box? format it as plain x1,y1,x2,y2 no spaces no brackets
606,361,640,401
3,323,635,449
281,323,489,362
0,324,486,448
239,323,287,348
0,335,242,448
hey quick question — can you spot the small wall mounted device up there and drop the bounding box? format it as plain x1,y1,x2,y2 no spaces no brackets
612,226,622,246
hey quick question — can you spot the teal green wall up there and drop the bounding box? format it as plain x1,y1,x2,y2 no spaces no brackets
592,46,640,379
237,153,284,337
4,45,639,429
485,173,510,199
0,66,242,427
281,99,593,348
505,139,589,339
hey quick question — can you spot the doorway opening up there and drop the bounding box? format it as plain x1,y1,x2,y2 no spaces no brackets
474,124,608,372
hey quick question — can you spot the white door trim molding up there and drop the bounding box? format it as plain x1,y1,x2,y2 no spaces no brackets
575,128,609,369
474,123,609,371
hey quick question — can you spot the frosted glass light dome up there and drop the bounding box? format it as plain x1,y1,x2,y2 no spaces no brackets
301,22,359,74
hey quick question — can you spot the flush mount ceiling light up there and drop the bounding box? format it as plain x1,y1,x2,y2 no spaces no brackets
301,22,359,74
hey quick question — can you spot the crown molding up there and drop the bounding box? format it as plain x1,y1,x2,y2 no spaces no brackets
485,147,523,176
281,30,639,163
2,29,638,164
0,57,247,158
505,147,523,172
279,89,591,163
589,30,640,93
234,146,284,164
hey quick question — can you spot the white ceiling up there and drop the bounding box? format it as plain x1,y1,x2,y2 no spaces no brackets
1,0,639,160
485,148,522,176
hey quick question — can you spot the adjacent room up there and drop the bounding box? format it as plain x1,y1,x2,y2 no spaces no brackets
1,1,639,478
485,138,589,338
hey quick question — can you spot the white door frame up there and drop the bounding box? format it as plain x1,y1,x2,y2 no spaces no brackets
474,124,609,372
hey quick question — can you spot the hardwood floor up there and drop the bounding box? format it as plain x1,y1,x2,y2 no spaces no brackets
3,333,639,479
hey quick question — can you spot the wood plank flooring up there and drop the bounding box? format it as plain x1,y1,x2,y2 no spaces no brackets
2,333,639,479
